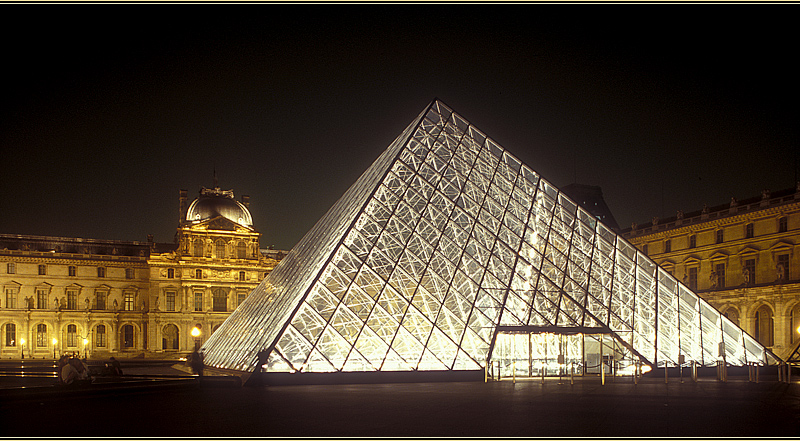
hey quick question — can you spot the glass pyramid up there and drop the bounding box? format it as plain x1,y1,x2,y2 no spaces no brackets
202,100,779,375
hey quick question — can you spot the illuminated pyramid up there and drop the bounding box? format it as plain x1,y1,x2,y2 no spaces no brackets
202,100,778,376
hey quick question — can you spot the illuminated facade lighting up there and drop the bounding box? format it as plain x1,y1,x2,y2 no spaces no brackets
202,100,779,377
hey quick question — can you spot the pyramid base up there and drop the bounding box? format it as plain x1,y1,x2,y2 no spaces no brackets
247,369,484,386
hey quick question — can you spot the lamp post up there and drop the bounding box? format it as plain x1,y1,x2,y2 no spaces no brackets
83,337,89,361
191,326,201,350
52,337,58,359
20,338,25,359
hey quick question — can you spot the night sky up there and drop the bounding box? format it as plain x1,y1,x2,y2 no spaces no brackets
2,5,798,250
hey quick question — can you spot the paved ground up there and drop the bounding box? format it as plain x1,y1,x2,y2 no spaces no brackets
1,369,798,437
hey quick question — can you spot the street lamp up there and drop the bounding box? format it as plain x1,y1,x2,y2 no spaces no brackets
191,326,201,350
20,337,25,359
83,337,89,361
52,337,58,359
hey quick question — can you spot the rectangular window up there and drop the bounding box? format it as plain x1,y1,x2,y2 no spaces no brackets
124,292,134,311
36,289,47,309
778,254,789,281
715,263,726,288
196,269,202,279
96,291,106,310
68,266,76,277
167,268,175,279
36,324,47,347
123,325,134,348
38,264,46,275
125,268,134,279
5,288,17,309
744,259,756,286
746,223,754,239
7,262,15,274
688,267,698,291
67,290,77,310
66,324,77,347
237,292,246,306
239,271,246,282
5,323,16,346
689,235,696,249
664,240,671,253
779,216,788,233
166,291,176,312
716,230,724,244
96,325,106,347
194,292,203,311
97,267,105,278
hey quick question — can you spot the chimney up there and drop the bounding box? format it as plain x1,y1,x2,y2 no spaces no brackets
241,195,250,209
179,189,188,224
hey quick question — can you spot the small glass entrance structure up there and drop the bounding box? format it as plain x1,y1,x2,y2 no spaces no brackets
491,328,642,379
201,100,780,381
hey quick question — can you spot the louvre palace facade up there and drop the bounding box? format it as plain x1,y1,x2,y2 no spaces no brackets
622,186,800,360
0,185,285,360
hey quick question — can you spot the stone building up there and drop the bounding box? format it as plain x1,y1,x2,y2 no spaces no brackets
0,185,285,359
622,185,800,359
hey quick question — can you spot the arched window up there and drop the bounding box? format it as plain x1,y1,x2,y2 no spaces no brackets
36,324,47,347
4,323,16,346
215,240,226,259
237,241,247,259
791,303,800,345
754,305,774,347
162,324,179,351
96,325,106,348
122,325,135,349
194,238,205,257
723,308,739,326
212,289,227,312
66,324,77,347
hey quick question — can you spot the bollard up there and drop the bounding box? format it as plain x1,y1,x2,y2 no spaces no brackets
570,362,574,385
541,364,545,384
513,361,516,384
664,363,668,384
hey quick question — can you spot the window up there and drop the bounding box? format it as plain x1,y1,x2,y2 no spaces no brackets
723,308,739,326
125,268,134,279
239,271,246,282
237,241,247,259
194,292,203,312
124,292,134,311
68,266,76,277
36,289,48,309
744,259,756,286
7,262,15,274
642,244,648,255
688,267,698,291
196,269,202,279
167,268,175,279
777,254,789,281
212,288,227,312
755,305,774,347
162,324,179,350
746,223,754,239
791,303,800,344
689,235,696,249
237,292,246,306
67,289,77,310
96,325,106,347
97,267,105,278
38,264,46,275
66,324,77,347
5,323,16,346
779,216,788,233
215,240,226,259
716,229,724,244
664,239,671,253
122,325,134,348
714,263,726,288
5,287,17,309
166,291,176,312
36,324,47,347
194,238,205,257
96,291,107,310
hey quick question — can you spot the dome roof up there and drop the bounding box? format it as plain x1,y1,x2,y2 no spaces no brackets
186,187,253,227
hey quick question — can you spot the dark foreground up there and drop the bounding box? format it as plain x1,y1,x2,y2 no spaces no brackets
1,368,799,438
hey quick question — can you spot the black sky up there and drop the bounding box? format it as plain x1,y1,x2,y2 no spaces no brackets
1,4,798,250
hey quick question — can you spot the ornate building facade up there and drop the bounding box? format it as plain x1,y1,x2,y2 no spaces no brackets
0,186,284,359
622,185,800,359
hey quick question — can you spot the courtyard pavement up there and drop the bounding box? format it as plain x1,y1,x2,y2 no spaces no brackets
1,363,798,438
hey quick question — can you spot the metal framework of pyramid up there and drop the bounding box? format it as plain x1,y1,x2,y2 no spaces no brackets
202,100,779,375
